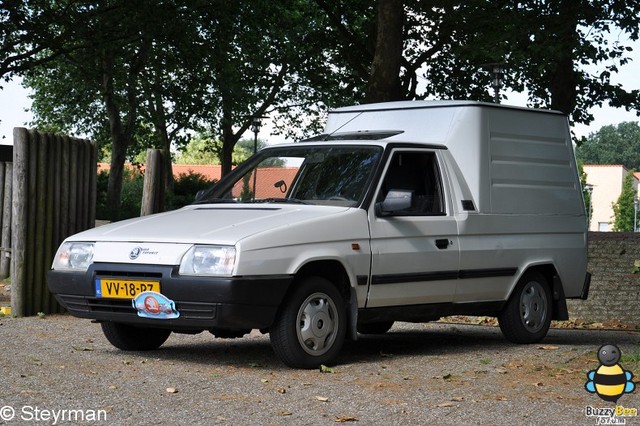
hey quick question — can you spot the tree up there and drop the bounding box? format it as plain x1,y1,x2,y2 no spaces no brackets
420,1,640,124
319,1,640,124
576,122,640,170
365,0,404,102
611,172,637,232
578,161,592,227
22,0,184,216
0,1,120,80
14,0,640,217
506,1,640,124
173,136,268,166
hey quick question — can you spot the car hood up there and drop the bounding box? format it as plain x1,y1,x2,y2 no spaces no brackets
67,204,353,245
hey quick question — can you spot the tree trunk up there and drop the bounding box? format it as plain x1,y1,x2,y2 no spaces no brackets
220,103,241,177
101,41,148,218
220,125,238,177
548,0,579,115
365,0,405,103
151,92,174,195
102,53,127,216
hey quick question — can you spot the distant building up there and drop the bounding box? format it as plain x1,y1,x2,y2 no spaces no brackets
583,165,639,232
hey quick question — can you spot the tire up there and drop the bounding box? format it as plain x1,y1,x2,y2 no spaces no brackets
357,321,394,335
101,322,171,351
270,276,347,369
498,271,552,344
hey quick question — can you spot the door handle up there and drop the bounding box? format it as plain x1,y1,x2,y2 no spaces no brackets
435,239,450,249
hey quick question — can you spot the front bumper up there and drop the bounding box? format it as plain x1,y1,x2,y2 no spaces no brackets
47,262,294,331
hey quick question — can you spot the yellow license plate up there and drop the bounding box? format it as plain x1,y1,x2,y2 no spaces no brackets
96,279,161,299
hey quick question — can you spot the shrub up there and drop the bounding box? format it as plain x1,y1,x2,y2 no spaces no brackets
96,168,144,221
167,172,216,210
96,169,216,220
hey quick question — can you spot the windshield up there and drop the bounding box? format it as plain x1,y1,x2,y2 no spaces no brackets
196,145,383,207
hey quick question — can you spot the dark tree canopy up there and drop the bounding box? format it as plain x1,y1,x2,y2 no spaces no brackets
3,0,640,216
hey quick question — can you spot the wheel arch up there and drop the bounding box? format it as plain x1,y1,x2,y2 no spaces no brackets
291,259,358,340
514,263,568,321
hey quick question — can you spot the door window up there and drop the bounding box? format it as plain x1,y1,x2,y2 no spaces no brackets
377,151,445,215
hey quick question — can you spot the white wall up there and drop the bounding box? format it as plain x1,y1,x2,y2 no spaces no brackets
584,165,639,231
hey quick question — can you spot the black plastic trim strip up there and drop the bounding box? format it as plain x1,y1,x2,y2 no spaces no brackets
371,267,517,285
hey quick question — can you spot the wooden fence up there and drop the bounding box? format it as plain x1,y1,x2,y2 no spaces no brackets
11,128,97,317
0,162,12,278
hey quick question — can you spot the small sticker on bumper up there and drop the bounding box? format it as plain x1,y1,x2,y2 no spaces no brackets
132,291,180,319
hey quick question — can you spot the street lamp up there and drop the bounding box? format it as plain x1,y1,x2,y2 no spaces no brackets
481,63,505,104
251,116,266,154
250,116,267,199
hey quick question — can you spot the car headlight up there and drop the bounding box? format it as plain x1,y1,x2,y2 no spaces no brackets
52,242,95,271
179,245,236,276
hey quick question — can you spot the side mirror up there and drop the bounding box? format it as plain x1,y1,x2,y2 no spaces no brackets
376,190,413,216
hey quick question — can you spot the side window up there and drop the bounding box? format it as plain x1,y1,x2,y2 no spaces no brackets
377,151,445,215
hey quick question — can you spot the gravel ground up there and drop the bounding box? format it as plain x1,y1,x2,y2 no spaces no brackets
0,314,638,425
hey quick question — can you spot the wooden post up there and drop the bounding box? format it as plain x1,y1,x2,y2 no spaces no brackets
1,163,12,278
11,128,29,317
0,162,4,248
141,149,165,216
88,140,97,227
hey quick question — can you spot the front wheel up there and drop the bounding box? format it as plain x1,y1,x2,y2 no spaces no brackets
498,271,552,343
270,276,346,368
101,322,171,351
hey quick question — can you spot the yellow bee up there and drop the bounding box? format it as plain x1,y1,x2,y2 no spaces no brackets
585,344,636,403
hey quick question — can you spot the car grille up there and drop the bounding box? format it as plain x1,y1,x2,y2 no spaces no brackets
94,270,163,279
58,294,217,320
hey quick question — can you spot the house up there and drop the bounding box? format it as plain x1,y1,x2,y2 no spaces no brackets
583,165,639,231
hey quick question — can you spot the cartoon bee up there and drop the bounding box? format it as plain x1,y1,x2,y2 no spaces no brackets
585,344,636,403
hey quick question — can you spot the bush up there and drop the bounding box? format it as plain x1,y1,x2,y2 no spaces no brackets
96,168,144,221
96,169,216,221
167,172,216,210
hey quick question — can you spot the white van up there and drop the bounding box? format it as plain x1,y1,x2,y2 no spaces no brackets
48,101,590,368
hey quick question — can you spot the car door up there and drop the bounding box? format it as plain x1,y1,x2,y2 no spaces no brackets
366,149,460,307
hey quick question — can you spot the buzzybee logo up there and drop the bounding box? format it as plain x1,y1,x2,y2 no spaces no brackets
585,344,636,403
584,344,638,425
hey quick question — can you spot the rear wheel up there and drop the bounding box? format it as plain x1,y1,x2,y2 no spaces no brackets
498,271,552,343
270,276,346,368
101,322,171,350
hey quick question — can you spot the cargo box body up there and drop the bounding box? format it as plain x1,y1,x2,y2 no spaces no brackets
325,101,588,302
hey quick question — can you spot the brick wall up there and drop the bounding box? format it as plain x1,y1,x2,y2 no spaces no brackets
567,232,640,325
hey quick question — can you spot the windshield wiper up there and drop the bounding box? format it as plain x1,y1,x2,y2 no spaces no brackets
252,197,311,205
193,198,238,205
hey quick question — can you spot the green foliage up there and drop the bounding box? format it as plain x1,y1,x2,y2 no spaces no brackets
174,136,273,167
578,161,592,225
96,168,144,221
7,0,640,205
166,172,216,210
239,174,254,201
611,172,637,232
174,136,221,165
96,169,215,220
576,122,640,170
